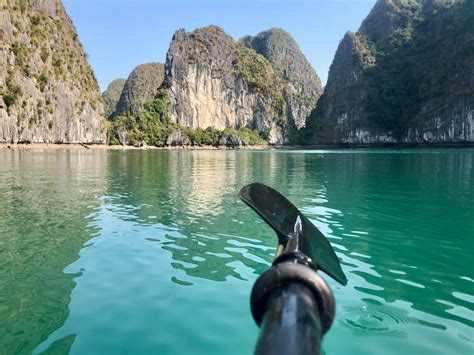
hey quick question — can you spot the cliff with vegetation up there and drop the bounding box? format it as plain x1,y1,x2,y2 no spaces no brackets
114,63,165,117
305,0,473,144
164,26,285,143
240,28,323,130
102,78,125,118
0,0,106,144
160,26,321,144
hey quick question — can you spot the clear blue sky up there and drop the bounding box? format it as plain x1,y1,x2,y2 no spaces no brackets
63,0,376,92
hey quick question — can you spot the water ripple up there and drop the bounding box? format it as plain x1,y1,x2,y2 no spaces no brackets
339,305,410,337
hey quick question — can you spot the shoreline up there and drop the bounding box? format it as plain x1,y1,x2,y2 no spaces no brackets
0,143,273,151
0,142,472,151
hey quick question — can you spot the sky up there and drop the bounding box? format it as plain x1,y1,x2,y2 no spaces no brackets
63,0,376,92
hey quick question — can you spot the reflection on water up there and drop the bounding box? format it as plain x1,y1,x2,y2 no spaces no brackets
0,149,472,354
305,151,474,354
0,149,106,354
319,153,473,327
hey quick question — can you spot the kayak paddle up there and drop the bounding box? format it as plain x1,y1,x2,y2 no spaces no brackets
239,182,347,355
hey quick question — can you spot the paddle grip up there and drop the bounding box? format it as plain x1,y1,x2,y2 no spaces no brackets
251,262,335,355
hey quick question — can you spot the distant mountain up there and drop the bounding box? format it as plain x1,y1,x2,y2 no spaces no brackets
240,28,323,130
0,0,106,144
305,0,473,144
114,63,165,117
102,78,125,119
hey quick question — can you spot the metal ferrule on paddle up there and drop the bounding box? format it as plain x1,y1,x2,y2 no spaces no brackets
239,183,347,355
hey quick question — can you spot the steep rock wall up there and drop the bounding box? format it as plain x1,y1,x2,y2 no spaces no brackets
0,0,106,143
240,28,322,129
165,26,288,144
114,62,164,117
306,0,473,144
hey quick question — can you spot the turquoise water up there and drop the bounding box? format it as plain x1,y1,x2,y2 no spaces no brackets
0,148,473,354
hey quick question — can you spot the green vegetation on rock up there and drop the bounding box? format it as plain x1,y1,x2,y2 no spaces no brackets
1,86,23,112
1,0,105,143
364,0,473,137
235,46,286,120
114,63,165,117
305,0,473,144
108,88,171,145
108,88,266,146
102,78,126,118
1,71,23,113
36,73,49,92
236,46,279,93
222,127,267,145
240,28,323,131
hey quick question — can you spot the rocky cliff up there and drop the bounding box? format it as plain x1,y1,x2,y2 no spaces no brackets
164,26,287,143
305,0,473,144
114,62,164,117
240,28,323,129
102,78,125,118
164,26,322,144
0,0,106,143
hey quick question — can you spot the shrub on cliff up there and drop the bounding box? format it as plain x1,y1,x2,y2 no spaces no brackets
108,88,174,145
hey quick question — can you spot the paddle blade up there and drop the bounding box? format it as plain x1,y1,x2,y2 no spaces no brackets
239,183,347,285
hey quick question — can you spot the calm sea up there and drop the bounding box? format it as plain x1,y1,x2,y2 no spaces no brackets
0,148,472,354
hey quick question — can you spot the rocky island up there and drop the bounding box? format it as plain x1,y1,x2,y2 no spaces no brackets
303,0,473,144
1,0,106,144
106,26,322,147
1,0,472,147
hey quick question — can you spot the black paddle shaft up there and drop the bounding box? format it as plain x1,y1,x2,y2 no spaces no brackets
250,260,335,355
255,282,323,355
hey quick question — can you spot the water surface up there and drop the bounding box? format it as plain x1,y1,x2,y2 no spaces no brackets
0,148,473,354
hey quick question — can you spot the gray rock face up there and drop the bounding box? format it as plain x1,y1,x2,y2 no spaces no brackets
306,0,473,144
166,129,190,146
218,134,245,148
0,0,106,144
240,28,323,128
358,0,411,44
325,32,372,91
134,140,147,148
306,32,372,143
164,26,289,144
117,130,129,146
102,78,126,118
114,63,165,116
28,0,58,18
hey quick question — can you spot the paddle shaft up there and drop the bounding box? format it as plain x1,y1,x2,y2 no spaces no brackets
239,183,345,354
254,282,323,355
